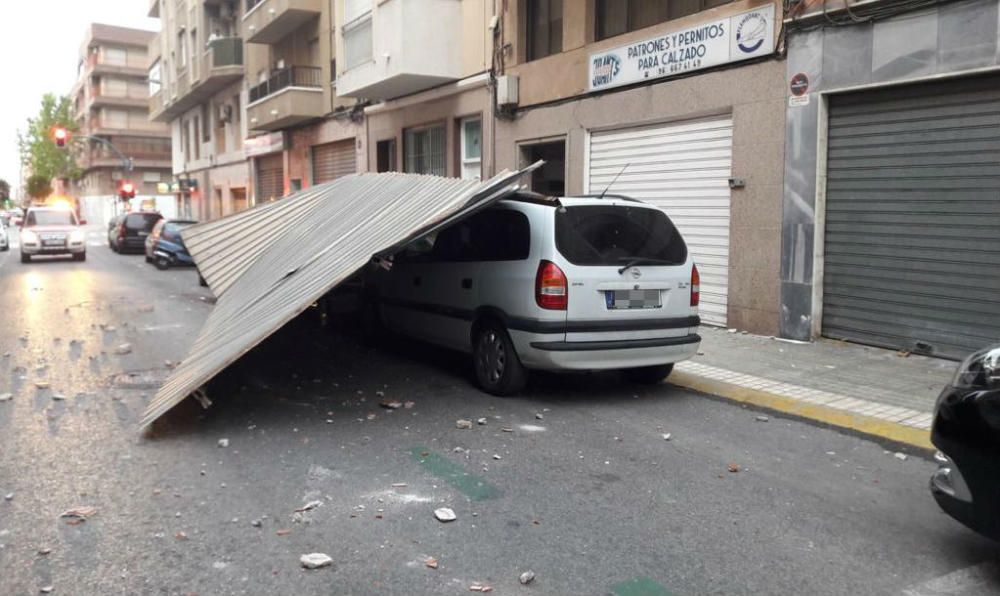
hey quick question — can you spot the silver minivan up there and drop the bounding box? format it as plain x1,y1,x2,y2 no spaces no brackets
368,194,701,395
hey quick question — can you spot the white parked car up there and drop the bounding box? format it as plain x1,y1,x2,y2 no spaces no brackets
368,194,701,394
0,219,9,251
19,207,87,263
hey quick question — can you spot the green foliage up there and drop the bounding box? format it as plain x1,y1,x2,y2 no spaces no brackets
18,93,80,185
0,179,10,205
26,175,53,200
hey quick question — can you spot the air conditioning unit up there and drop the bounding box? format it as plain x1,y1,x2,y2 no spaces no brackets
218,104,233,123
496,75,519,108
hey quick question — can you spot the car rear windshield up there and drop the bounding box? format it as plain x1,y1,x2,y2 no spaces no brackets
126,213,162,231
26,210,77,226
555,204,687,266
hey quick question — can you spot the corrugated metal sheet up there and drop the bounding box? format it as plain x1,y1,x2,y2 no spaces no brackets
140,168,537,429
588,115,733,326
823,75,1000,359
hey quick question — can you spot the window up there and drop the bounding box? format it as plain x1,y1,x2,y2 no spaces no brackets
403,124,446,176
521,140,565,195
343,0,373,69
415,209,531,262
178,31,187,68
104,47,127,66
596,0,733,40
555,205,687,266
149,60,162,95
526,0,562,61
192,116,200,160
376,139,397,173
105,109,128,129
202,104,211,142
459,117,482,180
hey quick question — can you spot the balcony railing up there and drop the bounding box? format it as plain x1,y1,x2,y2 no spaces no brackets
248,66,322,103
246,0,264,12
87,53,148,71
207,37,243,69
91,119,167,133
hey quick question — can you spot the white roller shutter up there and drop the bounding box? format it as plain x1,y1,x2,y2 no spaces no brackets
312,140,357,184
588,115,733,326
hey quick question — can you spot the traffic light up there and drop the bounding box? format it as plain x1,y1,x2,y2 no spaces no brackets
118,181,136,201
53,127,68,148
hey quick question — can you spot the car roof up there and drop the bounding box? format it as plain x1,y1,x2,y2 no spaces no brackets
501,193,657,209
165,219,198,225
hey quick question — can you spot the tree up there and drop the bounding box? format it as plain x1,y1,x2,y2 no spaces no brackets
26,175,52,200
17,93,80,185
0,178,9,208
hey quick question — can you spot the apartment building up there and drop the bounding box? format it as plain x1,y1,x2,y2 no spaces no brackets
70,24,173,226
335,0,494,180
242,0,363,201
148,0,254,220
491,0,786,334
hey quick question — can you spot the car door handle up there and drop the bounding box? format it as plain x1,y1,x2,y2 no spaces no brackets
461,278,473,289
413,276,422,287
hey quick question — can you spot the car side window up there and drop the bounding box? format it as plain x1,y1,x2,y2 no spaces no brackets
468,209,530,261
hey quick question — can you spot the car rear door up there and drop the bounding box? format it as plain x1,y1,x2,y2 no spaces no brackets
553,201,697,343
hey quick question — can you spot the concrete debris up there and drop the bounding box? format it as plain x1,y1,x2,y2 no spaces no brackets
251,519,262,528
755,415,770,422
894,452,908,461
217,438,229,448
380,399,403,409
662,433,672,441
0,393,12,402
492,454,502,460
295,500,323,513
728,328,738,333
300,553,334,569
37,548,51,555
425,557,439,569
40,586,53,594
174,531,188,541
455,419,473,430
4,493,13,501
477,417,488,425
35,382,50,390
51,394,66,401
728,464,741,473
114,343,133,355
276,529,292,536
60,506,98,520
469,584,493,593
404,401,416,409
535,413,544,420
519,570,536,585
434,507,457,522
501,427,514,433
391,483,408,488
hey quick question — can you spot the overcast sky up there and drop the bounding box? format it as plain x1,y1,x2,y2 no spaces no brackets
0,1,158,192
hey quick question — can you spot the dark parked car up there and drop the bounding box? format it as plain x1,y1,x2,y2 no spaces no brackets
113,212,163,253
931,343,1000,541
145,219,197,270
107,214,125,251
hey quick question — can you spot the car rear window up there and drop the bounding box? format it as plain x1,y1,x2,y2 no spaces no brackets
126,213,162,231
555,204,687,266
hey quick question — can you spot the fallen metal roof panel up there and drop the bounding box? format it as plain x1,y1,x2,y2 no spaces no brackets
140,168,537,430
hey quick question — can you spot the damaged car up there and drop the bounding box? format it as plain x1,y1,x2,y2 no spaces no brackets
366,193,702,395
931,343,1000,540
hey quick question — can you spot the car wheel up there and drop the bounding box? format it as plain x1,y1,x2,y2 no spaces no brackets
145,254,152,263
472,321,527,396
74,252,86,262
20,252,29,263
1,245,8,252
154,255,171,270
622,364,674,385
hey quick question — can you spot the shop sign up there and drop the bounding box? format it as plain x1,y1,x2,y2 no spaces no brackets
244,132,286,157
588,4,776,92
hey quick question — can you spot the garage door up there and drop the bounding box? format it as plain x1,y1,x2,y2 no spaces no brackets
589,115,733,326
823,75,1000,359
312,139,356,184
256,154,284,203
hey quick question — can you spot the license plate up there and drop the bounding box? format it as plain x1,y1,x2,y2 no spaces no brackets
605,289,661,310
43,238,65,247
138,232,149,237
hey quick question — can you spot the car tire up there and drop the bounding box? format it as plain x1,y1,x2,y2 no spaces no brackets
622,364,674,385
145,254,152,263
74,252,86,262
20,252,29,263
472,321,527,396
154,255,171,270
1,245,8,252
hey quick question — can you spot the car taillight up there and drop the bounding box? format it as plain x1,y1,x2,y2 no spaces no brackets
690,264,700,307
118,226,126,239
536,260,568,310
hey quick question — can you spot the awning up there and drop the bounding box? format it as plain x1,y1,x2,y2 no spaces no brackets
139,167,538,430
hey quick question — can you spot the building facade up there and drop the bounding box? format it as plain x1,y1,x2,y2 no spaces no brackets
71,24,173,226
779,0,1000,359
148,0,253,221
493,0,787,334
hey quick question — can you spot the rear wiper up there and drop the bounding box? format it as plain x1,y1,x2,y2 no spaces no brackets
617,258,674,275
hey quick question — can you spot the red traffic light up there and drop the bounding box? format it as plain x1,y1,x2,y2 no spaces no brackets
53,127,68,147
118,181,136,200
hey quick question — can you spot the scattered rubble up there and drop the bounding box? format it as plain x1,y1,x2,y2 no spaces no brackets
51,394,66,401
40,586,54,594
469,584,493,593
380,399,403,410
662,433,672,441
425,557,439,569
404,401,416,409
251,519,263,528
295,500,323,513
434,507,457,522
455,419,473,430
174,531,188,541
535,413,544,420
114,343,132,355
0,393,12,402
60,506,98,521
300,553,334,569
477,417,488,425
727,464,741,473
217,438,229,448
4,493,13,501
37,548,51,556
519,570,536,585
894,452,908,461
276,529,292,536
755,415,770,422
35,382,50,390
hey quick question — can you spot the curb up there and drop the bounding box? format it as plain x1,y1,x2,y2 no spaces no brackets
669,370,934,451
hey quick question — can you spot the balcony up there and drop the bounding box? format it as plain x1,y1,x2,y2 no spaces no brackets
246,65,324,131
150,37,245,122
87,53,148,78
89,88,150,110
89,118,170,138
243,0,322,44
336,0,463,100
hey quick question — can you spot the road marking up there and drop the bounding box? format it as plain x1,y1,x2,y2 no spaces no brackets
902,561,1000,596
611,577,675,596
409,447,500,501
671,364,934,451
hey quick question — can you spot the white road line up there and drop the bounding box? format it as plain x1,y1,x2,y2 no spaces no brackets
902,561,1000,596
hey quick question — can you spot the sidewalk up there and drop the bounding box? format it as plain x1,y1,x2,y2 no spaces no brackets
669,326,960,450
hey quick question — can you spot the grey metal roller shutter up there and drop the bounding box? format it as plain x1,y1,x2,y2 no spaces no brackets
823,75,1000,359
312,139,357,184
256,154,284,203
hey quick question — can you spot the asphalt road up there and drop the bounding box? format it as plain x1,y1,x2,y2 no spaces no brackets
0,229,998,596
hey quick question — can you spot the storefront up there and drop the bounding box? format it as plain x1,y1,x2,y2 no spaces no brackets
246,132,287,204
780,0,1000,358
